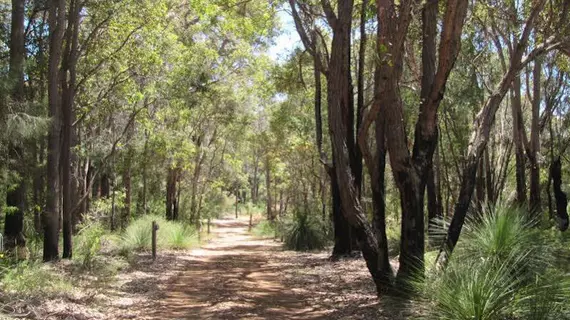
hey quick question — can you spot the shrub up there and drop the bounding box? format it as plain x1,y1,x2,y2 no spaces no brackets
1,262,72,297
119,217,153,254
252,220,277,238
159,222,198,249
74,221,106,269
283,211,328,251
25,235,43,262
119,215,199,255
418,204,570,320
386,219,401,257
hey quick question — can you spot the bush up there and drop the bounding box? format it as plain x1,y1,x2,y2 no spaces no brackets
283,211,328,251
119,217,153,254
119,215,198,255
74,221,106,269
418,204,570,320
25,235,43,262
160,222,198,249
1,262,72,297
252,220,277,238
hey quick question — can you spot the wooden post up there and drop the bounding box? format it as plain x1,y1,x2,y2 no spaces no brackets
248,205,253,231
152,221,158,261
235,190,239,219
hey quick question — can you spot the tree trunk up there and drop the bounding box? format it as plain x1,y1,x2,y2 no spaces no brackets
427,157,442,243
100,173,110,198
235,186,239,219
324,0,390,294
166,166,178,221
551,158,568,231
122,162,131,229
189,139,204,221
265,155,272,221
44,0,66,262
311,44,353,256
61,0,81,259
82,161,92,218
511,75,527,206
436,2,546,263
370,112,393,286
330,169,353,256
110,177,116,231
140,130,149,215
484,148,495,203
4,0,26,253
33,141,45,235
353,0,367,198
251,152,259,203
402,0,468,281
529,59,541,217
475,156,485,205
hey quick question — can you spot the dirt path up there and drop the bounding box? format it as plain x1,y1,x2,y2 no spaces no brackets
8,218,408,319
144,218,329,320
6,217,410,320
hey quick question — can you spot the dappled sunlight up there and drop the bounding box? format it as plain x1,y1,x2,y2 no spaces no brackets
130,217,328,320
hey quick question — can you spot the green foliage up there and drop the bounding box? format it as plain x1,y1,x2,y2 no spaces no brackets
162,223,198,249
199,188,233,220
25,236,43,262
0,262,72,297
283,211,328,251
252,220,277,238
119,215,198,255
119,217,153,253
4,112,50,142
387,218,401,257
74,221,106,269
418,204,570,320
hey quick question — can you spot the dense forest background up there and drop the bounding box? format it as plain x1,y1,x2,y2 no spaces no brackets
1,0,570,318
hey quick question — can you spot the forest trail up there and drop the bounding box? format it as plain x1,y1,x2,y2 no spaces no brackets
145,218,328,320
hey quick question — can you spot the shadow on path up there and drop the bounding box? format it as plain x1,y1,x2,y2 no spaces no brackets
146,218,327,320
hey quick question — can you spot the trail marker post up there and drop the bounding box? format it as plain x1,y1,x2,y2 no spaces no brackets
152,221,159,261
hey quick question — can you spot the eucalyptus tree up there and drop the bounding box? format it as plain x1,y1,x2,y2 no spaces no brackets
437,0,570,265
289,0,469,289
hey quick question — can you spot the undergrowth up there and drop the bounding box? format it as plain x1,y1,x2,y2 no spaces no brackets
283,211,328,251
0,262,72,298
417,204,570,320
119,215,198,255
74,221,106,269
252,220,277,238
0,214,201,304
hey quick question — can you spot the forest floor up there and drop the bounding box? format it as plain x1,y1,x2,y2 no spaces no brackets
7,217,413,320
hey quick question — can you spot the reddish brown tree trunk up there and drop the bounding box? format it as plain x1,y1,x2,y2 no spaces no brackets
330,169,353,256
436,1,547,264
371,111,393,285
290,0,356,258
323,0,390,293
